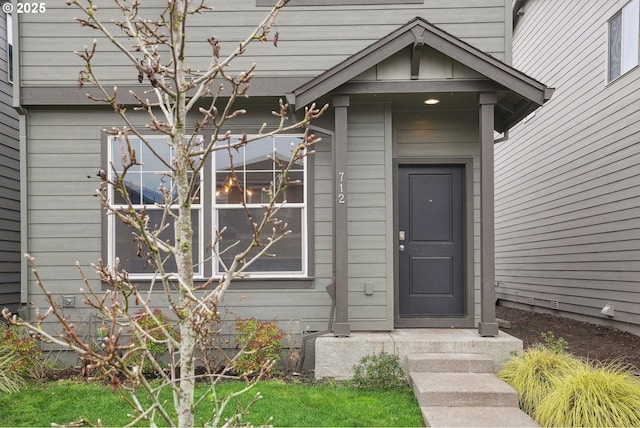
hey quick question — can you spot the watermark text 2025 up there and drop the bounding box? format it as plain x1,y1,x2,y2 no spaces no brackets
3,2,47,14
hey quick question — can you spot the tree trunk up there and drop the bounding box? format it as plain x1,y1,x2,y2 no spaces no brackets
177,321,196,427
172,3,196,425
175,100,196,427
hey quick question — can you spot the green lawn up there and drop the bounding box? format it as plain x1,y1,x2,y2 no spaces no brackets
0,379,424,427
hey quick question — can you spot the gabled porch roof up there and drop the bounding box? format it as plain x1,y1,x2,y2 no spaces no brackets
288,17,553,133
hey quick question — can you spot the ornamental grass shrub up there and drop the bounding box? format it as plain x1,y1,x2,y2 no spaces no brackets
0,348,26,393
500,331,640,427
498,347,579,414
535,361,640,428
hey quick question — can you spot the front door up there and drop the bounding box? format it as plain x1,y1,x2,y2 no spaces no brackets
397,165,465,320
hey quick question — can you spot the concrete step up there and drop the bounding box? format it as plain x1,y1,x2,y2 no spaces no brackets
405,352,494,373
421,406,539,427
410,372,520,407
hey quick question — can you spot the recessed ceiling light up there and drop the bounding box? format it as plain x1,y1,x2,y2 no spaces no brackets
424,98,440,105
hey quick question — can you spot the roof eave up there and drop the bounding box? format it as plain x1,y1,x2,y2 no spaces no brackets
290,17,552,132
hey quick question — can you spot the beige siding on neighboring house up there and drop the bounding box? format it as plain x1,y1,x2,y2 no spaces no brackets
495,0,640,332
17,0,509,87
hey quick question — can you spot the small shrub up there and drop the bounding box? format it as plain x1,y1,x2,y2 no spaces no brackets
537,331,568,354
234,318,284,378
0,323,43,379
128,309,177,374
351,351,407,391
535,361,640,427
498,347,580,414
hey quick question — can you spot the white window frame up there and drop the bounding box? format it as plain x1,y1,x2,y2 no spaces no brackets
107,135,205,279
212,134,308,278
6,11,12,83
608,0,640,82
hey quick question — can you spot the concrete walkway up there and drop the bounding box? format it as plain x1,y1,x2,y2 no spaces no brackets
315,329,539,427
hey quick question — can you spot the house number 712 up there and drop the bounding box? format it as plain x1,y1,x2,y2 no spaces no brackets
337,172,345,204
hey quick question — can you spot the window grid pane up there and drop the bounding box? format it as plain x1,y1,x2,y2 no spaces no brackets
108,136,203,277
213,135,307,277
214,136,306,205
610,12,622,81
216,207,304,274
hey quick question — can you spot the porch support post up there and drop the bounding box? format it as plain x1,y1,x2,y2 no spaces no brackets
332,95,351,336
478,92,499,337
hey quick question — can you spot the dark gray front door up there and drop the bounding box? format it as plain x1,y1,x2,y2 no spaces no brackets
398,165,465,318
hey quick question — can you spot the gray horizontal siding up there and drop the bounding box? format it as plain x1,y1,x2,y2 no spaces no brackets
345,103,393,329
18,0,508,88
495,0,640,332
0,10,21,312
25,104,340,332
27,115,102,292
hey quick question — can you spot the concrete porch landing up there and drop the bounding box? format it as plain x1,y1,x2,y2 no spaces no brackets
315,329,522,379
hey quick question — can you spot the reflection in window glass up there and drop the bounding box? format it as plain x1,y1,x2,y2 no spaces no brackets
108,135,203,277
6,12,12,83
609,0,639,81
217,207,303,273
115,210,201,274
214,135,305,205
609,12,622,81
214,135,307,276
106,134,308,278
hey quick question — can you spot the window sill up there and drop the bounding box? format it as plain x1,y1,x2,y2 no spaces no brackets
223,277,315,289
607,64,639,86
103,277,315,291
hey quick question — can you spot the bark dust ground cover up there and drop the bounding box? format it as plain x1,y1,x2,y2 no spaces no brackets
496,305,640,370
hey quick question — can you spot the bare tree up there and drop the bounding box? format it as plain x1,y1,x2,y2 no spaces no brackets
3,0,326,426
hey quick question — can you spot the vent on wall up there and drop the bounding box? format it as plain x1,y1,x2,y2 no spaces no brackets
550,300,559,310
527,297,535,306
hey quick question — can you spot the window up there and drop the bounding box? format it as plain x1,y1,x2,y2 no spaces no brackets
6,11,12,83
107,134,308,279
214,135,307,277
609,0,639,81
108,135,203,278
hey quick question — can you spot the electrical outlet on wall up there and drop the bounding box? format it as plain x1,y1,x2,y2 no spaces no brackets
62,295,75,308
365,281,374,296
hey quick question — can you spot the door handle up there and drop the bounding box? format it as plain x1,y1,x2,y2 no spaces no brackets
399,244,405,252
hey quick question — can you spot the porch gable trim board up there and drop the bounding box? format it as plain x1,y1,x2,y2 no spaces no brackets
289,17,552,130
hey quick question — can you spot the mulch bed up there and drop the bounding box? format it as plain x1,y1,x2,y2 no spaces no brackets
496,305,640,371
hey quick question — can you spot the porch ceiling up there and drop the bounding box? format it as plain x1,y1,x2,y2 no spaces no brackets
347,92,479,110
